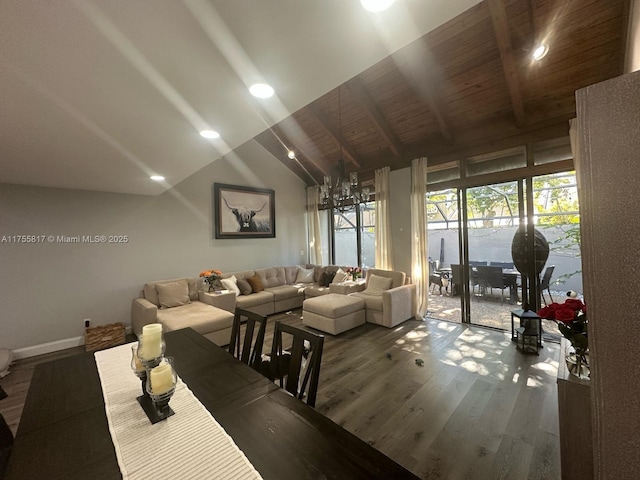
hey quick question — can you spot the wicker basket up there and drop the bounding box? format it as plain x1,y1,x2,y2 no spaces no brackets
85,322,126,352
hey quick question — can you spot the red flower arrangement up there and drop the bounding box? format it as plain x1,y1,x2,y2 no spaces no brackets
346,267,362,279
538,293,588,358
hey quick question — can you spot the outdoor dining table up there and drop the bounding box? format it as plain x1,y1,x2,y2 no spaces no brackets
438,265,520,303
5,327,419,480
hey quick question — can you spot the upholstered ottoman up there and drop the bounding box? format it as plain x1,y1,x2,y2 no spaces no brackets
302,293,365,335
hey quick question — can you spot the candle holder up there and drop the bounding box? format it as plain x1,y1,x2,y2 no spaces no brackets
142,357,176,424
130,344,147,397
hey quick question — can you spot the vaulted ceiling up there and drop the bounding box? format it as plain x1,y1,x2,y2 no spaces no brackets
255,0,631,187
0,1,631,196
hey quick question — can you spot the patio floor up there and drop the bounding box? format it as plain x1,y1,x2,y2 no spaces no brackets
426,287,565,343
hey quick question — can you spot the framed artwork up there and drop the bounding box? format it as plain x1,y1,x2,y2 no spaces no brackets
214,183,275,239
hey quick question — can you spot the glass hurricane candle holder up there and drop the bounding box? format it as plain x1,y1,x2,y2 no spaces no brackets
131,343,147,397
136,333,166,370
145,357,177,421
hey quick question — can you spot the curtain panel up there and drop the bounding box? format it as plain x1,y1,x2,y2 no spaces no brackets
374,166,393,270
306,186,323,265
411,158,429,318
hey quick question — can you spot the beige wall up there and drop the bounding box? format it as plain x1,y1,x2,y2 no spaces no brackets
576,70,640,480
626,0,640,73
389,167,412,276
0,139,307,351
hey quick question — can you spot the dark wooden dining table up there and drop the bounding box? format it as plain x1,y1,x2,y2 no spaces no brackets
5,327,419,479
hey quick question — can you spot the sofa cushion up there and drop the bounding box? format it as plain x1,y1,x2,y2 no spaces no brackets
144,277,198,307
364,274,393,295
256,267,286,288
332,268,349,284
319,271,336,287
284,266,299,285
350,292,384,312
156,280,191,309
247,275,264,293
296,267,315,283
365,269,406,288
236,290,274,308
265,285,304,302
237,278,252,295
157,302,233,335
221,275,240,295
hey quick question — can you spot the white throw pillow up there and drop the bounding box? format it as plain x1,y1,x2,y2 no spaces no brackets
331,268,349,284
364,274,393,295
296,267,315,283
221,275,240,295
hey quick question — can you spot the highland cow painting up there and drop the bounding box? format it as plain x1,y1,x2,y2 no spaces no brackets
214,183,275,239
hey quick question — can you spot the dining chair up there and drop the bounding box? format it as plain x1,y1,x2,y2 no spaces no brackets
0,413,13,478
477,265,509,303
429,261,444,294
489,261,514,269
540,265,556,306
229,308,268,371
269,321,324,408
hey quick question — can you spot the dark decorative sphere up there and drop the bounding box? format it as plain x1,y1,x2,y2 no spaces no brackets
511,227,549,276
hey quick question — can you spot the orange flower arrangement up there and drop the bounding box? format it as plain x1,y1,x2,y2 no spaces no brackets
199,269,222,291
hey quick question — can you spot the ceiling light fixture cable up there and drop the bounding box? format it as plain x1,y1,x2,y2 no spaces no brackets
320,86,370,213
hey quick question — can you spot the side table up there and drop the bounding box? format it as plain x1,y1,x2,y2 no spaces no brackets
200,290,236,312
329,280,366,295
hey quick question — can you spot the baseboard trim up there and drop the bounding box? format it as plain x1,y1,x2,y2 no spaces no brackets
13,326,133,360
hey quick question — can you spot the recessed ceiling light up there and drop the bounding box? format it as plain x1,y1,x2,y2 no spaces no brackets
360,0,395,13
249,83,275,99
150,175,165,182
199,129,220,139
287,150,296,159
533,44,549,61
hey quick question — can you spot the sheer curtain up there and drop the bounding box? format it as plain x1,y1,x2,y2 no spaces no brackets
411,157,429,319
374,166,393,270
306,186,323,265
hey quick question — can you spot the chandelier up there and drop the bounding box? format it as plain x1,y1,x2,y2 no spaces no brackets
319,86,371,212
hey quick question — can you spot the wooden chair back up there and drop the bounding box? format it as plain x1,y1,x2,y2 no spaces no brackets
229,308,268,371
270,322,324,408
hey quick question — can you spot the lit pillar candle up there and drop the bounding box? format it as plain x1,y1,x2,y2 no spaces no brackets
141,323,163,360
150,361,173,394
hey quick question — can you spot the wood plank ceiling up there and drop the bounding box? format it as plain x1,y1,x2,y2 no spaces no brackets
254,0,630,187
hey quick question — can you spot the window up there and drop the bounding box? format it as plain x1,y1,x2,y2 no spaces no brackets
330,201,375,268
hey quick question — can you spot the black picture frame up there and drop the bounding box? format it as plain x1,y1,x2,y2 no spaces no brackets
214,183,276,239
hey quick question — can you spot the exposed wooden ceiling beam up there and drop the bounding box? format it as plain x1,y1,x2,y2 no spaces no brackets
487,0,526,126
345,78,403,157
308,103,362,169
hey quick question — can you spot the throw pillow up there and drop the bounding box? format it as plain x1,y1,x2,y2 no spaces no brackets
156,280,191,309
296,267,315,283
236,278,253,295
221,275,240,295
246,274,264,293
331,268,349,284
319,271,336,287
364,274,393,295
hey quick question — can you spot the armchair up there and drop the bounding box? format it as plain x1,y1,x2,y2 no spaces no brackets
350,268,417,328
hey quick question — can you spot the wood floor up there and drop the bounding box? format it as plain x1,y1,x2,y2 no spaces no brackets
0,312,561,479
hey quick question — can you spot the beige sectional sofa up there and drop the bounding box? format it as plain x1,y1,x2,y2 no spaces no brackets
219,265,347,315
131,277,235,346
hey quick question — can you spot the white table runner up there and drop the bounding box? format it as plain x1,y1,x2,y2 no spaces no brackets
94,343,263,480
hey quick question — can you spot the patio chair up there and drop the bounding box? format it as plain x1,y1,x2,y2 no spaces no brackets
429,261,444,294
476,265,509,303
540,265,555,306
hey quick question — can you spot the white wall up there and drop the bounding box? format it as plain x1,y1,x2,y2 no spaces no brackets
0,139,307,351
